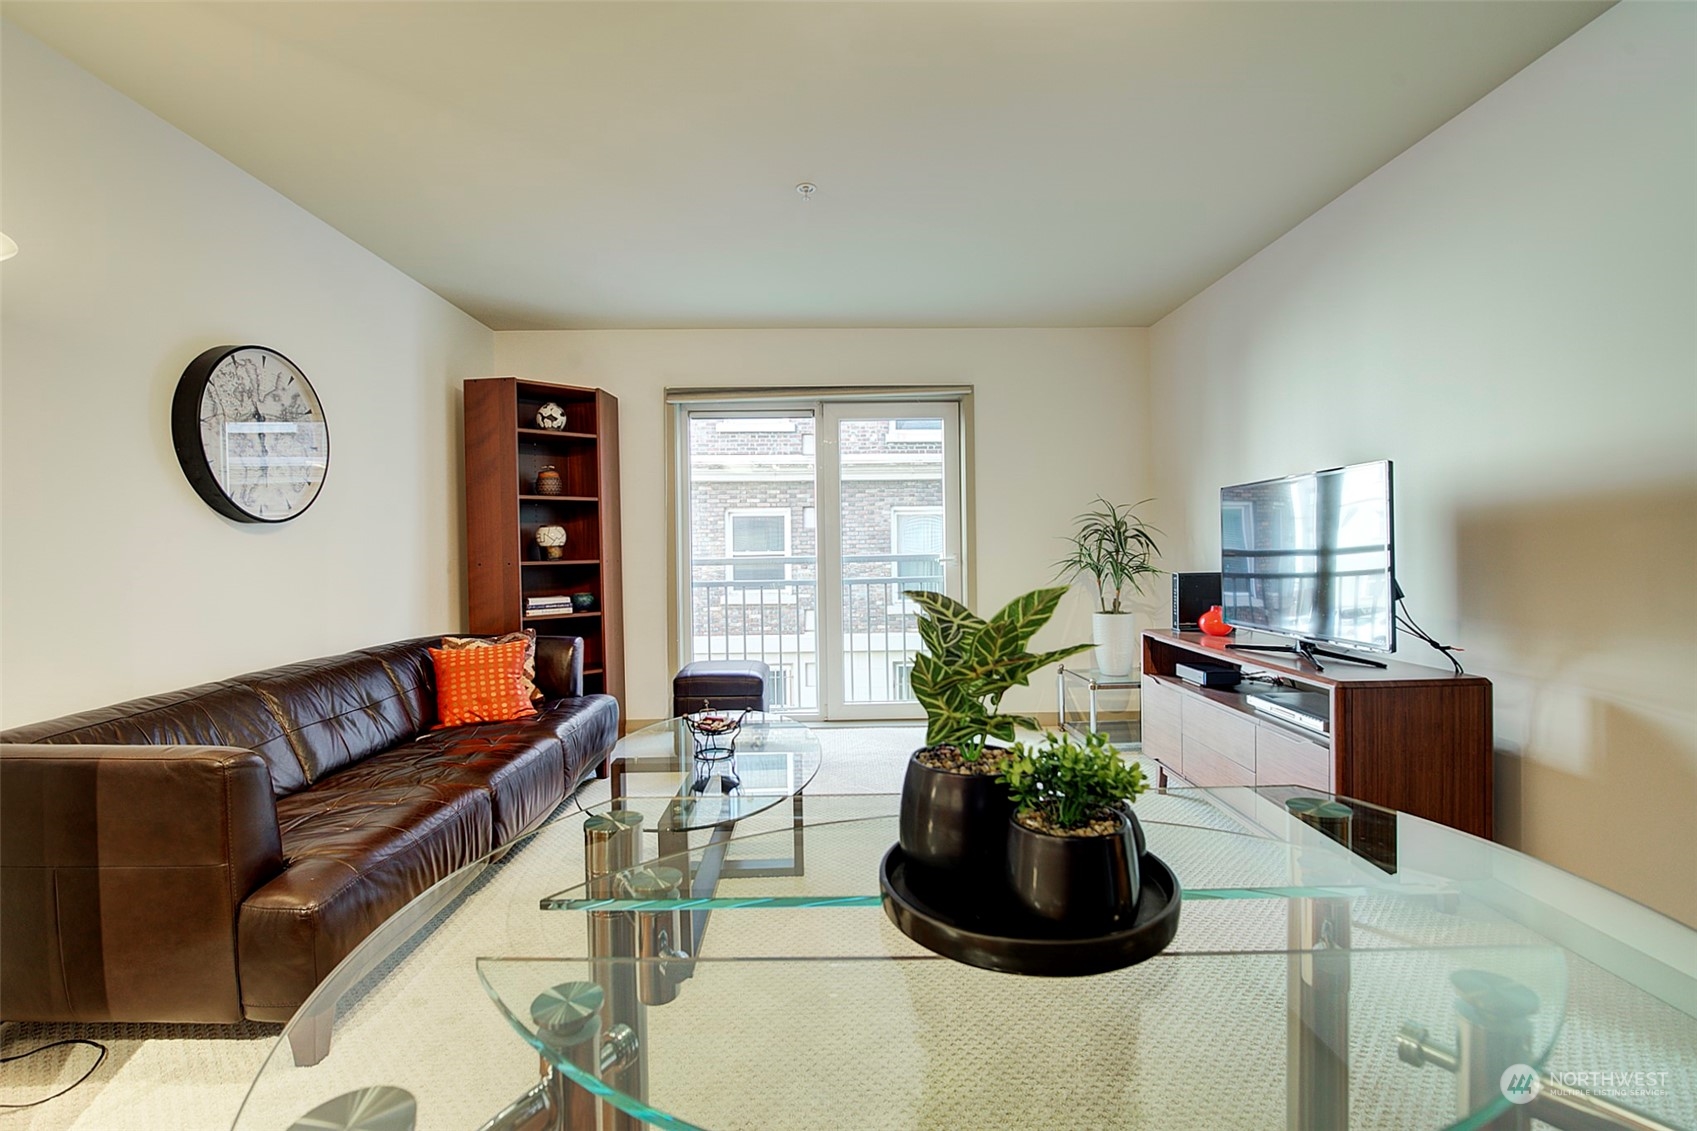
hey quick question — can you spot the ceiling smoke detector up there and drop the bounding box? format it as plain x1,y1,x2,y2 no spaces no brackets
795,183,817,199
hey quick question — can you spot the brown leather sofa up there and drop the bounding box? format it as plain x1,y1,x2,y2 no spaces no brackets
0,634,618,1027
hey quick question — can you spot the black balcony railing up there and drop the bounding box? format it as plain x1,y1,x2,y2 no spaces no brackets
688,554,942,711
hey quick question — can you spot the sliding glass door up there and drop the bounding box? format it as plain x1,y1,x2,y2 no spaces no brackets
679,400,964,720
816,402,962,720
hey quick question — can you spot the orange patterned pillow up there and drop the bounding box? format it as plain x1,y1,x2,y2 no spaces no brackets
440,629,543,701
430,638,538,729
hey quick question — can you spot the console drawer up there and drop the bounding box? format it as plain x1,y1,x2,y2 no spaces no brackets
1180,739,1255,789
1182,694,1256,771
1255,723,1331,791
1141,677,1183,768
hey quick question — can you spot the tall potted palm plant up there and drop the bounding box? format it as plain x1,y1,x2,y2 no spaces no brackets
1057,498,1163,677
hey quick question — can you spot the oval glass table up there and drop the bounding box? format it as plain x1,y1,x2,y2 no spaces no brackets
233,776,1696,1131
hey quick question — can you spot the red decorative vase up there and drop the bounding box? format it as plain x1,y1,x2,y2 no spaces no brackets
1198,606,1232,637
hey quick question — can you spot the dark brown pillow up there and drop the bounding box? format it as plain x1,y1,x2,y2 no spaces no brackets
534,636,578,698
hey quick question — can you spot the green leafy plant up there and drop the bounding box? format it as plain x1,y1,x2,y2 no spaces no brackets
1056,498,1164,615
1001,730,1149,831
908,587,1091,762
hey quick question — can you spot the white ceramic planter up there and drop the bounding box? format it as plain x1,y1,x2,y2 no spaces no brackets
1092,612,1138,677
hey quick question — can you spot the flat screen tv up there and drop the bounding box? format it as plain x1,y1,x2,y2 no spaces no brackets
1219,460,1396,659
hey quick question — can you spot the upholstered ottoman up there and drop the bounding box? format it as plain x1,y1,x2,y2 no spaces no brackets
672,660,770,716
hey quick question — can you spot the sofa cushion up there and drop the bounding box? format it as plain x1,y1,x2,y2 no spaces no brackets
237,780,493,1020
327,719,566,847
543,694,621,787
0,680,312,797
235,641,440,785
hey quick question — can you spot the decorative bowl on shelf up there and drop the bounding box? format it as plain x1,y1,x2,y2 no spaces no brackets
570,592,596,611
535,402,567,430
682,709,748,761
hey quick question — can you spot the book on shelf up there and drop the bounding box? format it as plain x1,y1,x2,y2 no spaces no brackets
525,601,574,611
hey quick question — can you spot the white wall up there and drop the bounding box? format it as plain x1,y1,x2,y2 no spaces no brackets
1148,3,1697,924
0,25,494,725
494,328,1152,723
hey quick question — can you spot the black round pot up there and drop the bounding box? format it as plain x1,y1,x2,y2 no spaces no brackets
1006,803,1147,931
898,750,1014,890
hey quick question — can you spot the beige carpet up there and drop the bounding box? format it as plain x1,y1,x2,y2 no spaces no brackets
3,726,1693,1130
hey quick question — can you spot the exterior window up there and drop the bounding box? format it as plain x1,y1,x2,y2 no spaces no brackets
767,665,793,709
727,509,790,582
891,660,915,700
891,507,944,594
886,417,944,443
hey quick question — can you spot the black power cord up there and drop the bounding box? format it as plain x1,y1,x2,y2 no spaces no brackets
1394,597,1466,675
0,1038,107,1109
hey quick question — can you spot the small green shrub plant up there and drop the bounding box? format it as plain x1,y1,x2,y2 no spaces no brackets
1001,729,1149,834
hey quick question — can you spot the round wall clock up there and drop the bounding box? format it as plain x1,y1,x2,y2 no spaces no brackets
171,345,329,523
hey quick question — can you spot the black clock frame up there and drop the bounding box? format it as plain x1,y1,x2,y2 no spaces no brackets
171,344,330,524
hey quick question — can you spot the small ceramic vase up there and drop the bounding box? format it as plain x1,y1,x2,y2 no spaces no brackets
1198,605,1233,636
535,524,568,561
535,467,564,495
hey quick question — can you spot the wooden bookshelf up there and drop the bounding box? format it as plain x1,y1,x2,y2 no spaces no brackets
465,378,625,719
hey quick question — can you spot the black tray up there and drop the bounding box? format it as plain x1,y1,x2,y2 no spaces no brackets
879,844,1182,976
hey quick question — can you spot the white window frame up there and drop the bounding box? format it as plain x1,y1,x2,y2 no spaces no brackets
726,508,795,602
765,664,795,709
888,505,945,611
891,659,916,700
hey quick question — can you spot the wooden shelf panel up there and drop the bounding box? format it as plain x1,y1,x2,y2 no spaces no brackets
517,428,596,440
521,559,600,567
1144,629,1486,688
518,495,598,502
522,610,602,621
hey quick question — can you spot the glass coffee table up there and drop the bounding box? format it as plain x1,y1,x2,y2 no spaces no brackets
236,783,1696,1131
601,714,821,955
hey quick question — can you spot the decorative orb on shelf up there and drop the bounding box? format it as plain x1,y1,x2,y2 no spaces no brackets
535,402,568,430
535,524,568,560
535,467,563,495
1198,605,1233,637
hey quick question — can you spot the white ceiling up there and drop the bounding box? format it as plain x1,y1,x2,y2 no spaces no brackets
4,1,1611,330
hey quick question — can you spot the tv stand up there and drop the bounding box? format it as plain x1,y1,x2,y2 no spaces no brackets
1227,640,1388,672
1141,630,1492,838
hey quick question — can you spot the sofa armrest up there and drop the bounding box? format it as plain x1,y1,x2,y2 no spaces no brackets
535,635,585,698
0,743,285,1022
